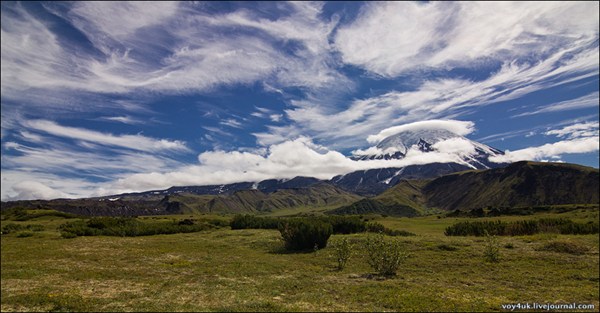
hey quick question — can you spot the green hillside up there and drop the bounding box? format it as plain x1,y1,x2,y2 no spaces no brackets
333,161,599,216
424,161,599,211
167,183,362,214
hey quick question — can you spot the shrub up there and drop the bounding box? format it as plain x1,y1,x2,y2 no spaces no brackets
445,218,598,237
331,237,353,270
366,222,415,237
366,222,385,233
2,223,25,234
321,216,366,234
204,218,230,228
2,207,78,221
445,220,505,236
178,219,195,226
27,224,45,232
16,232,34,238
278,218,333,251
61,231,78,239
59,217,214,237
1,223,45,234
504,220,539,236
483,231,500,263
230,215,280,230
558,220,599,235
364,232,408,276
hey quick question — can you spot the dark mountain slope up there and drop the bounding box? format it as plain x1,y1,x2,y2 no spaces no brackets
424,161,599,211
332,161,599,216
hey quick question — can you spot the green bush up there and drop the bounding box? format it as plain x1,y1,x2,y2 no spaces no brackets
278,218,333,251
445,220,505,236
445,218,598,237
483,231,500,263
16,232,34,238
203,218,230,228
321,216,366,234
365,222,416,237
366,222,385,233
558,220,599,235
1,223,45,234
1,207,78,221
331,237,353,270
1,223,25,234
59,217,215,237
364,233,408,276
61,231,78,239
230,215,280,230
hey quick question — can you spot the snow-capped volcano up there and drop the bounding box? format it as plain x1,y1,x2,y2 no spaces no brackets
352,128,503,169
331,128,508,195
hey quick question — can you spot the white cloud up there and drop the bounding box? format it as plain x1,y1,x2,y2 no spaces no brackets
351,146,387,157
5,123,596,200
107,136,479,194
545,121,599,139
69,1,179,39
99,116,146,125
431,138,476,156
269,114,283,122
7,181,69,201
2,141,182,179
513,92,600,117
260,40,598,149
367,120,475,144
1,133,187,200
334,2,599,77
220,118,243,129
1,1,345,108
24,119,189,153
489,137,599,163
1,134,483,200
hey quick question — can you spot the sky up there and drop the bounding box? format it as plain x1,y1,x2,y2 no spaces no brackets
1,1,599,201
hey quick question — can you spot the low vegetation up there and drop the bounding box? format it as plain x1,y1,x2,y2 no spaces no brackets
1,210,598,312
58,217,224,238
483,231,500,263
445,218,599,236
1,207,78,221
365,222,416,236
364,232,409,276
230,214,280,230
230,214,415,237
330,237,353,270
1,223,44,234
278,218,333,251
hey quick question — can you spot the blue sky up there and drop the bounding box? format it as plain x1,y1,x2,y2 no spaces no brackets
1,1,598,200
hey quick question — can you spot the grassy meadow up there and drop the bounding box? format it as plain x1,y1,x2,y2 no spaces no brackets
1,208,598,312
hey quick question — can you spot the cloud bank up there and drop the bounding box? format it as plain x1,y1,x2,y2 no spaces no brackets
490,122,600,163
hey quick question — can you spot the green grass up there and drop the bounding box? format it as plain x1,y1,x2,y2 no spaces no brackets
1,211,598,312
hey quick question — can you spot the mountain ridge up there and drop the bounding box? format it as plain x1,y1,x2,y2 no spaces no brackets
332,161,599,216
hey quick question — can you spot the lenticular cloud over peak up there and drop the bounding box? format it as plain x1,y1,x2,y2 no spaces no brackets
366,120,476,144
